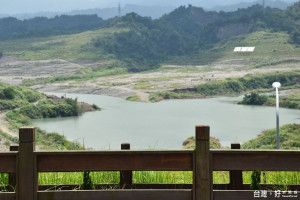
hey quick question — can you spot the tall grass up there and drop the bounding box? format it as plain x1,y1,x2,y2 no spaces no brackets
1,171,300,190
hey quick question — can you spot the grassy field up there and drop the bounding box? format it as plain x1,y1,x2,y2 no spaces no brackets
0,27,128,61
213,31,300,60
170,31,300,65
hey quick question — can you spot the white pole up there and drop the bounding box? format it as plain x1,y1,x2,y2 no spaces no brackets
272,82,281,149
275,87,280,149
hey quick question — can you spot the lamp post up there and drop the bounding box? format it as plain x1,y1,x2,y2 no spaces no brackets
272,82,281,149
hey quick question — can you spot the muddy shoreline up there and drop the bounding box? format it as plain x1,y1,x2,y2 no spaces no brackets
32,85,135,99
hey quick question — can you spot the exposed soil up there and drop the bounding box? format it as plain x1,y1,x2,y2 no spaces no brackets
0,55,82,85
0,111,18,151
1,55,299,102
33,61,300,101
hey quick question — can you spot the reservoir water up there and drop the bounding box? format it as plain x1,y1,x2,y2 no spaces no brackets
33,93,300,150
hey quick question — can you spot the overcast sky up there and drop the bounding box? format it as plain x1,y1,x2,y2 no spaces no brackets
0,0,298,14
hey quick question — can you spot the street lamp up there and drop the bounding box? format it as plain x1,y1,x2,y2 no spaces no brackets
272,82,281,149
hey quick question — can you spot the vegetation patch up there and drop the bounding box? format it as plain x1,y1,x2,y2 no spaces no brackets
240,92,270,105
150,71,300,101
0,129,18,144
254,59,300,68
182,136,221,149
242,124,300,149
0,83,43,110
126,95,142,102
0,82,97,150
149,91,205,102
133,84,154,90
240,90,300,109
22,67,128,86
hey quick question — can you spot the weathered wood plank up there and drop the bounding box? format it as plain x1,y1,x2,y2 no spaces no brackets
38,190,192,200
120,143,132,189
214,190,300,200
194,125,211,200
37,151,193,172
38,183,193,190
0,154,16,172
32,183,300,191
229,143,243,190
0,192,15,200
9,145,19,187
17,127,37,200
35,150,194,155
212,150,300,171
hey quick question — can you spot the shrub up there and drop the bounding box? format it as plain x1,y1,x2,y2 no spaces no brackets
3,87,15,100
241,92,268,105
250,170,261,190
23,90,41,102
82,171,95,190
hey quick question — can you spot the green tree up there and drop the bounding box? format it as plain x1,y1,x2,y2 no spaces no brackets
241,93,268,105
82,171,95,190
250,170,261,190
3,87,15,99
291,30,300,44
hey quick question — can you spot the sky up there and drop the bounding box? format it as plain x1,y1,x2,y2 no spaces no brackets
0,0,298,14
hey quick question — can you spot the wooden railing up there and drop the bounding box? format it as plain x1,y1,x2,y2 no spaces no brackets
0,126,300,200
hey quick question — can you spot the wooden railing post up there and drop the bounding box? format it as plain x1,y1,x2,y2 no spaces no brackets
9,145,19,188
17,127,37,200
120,143,132,189
229,143,243,190
194,125,211,200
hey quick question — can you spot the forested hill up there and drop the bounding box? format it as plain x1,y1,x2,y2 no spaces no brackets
95,2,300,71
0,2,299,72
0,15,106,40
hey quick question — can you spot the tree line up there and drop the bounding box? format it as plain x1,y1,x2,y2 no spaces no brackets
0,15,105,40
95,3,300,72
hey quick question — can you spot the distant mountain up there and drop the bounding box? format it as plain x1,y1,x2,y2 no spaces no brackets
2,5,176,20
212,0,293,11
69,4,176,19
0,15,105,40
0,0,298,16
2,1,297,20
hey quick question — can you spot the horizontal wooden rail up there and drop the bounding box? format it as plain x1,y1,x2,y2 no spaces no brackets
0,192,15,200
20,183,300,191
38,189,192,200
36,150,194,172
38,184,193,190
0,153,17,173
212,150,300,171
